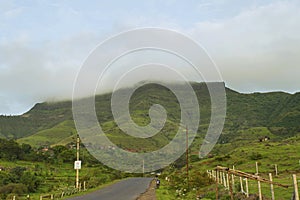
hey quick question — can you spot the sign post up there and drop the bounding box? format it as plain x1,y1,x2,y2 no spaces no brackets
75,137,80,189
74,160,82,170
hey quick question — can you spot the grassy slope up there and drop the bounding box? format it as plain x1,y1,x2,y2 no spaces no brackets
157,132,300,199
17,120,76,147
0,82,299,199
0,101,72,139
0,158,125,199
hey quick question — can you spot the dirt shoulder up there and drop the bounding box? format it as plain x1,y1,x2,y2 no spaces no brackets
136,179,157,200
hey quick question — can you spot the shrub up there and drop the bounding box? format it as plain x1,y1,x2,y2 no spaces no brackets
249,152,263,160
20,172,42,192
0,183,28,199
215,154,231,161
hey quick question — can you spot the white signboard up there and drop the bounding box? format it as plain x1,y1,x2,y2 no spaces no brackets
74,160,82,170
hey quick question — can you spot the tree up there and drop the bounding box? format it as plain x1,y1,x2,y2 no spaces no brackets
0,139,22,161
10,167,26,181
58,149,75,163
0,183,28,199
20,172,41,192
21,143,32,154
52,145,68,158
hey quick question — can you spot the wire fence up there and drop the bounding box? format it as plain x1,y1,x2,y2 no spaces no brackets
9,181,87,200
207,165,299,200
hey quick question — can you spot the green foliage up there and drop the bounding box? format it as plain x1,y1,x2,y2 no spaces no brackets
17,120,76,147
0,82,299,199
0,165,43,198
21,143,32,154
249,152,263,160
58,149,75,163
0,139,23,161
214,154,231,162
20,172,41,192
10,166,26,178
0,82,297,150
0,101,72,139
0,135,132,199
0,183,28,199
156,129,300,199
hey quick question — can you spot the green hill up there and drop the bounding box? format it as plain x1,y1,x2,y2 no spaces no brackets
0,82,299,199
0,82,299,149
157,133,300,199
0,101,72,139
17,120,76,147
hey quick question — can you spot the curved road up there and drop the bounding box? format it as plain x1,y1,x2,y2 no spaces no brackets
67,178,153,200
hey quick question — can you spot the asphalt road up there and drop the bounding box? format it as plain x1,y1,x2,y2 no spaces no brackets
67,178,153,200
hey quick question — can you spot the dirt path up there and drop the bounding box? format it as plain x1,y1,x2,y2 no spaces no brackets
136,179,157,200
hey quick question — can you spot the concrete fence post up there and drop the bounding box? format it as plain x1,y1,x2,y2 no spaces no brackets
245,178,249,198
220,172,223,184
275,164,278,176
269,173,275,200
258,180,262,200
256,162,259,175
232,166,235,192
293,174,299,200
240,177,244,193
223,172,227,188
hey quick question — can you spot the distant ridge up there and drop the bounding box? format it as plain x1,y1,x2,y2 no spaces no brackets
0,82,298,148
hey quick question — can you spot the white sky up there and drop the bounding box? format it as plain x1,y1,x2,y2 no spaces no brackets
0,0,300,115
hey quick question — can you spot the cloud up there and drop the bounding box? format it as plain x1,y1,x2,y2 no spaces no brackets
1,1,300,115
0,32,101,114
188,1,300,93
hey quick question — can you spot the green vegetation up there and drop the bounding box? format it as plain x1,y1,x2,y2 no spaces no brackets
0,82,299,199
156,132,300,199
0,138,130,199
17,120,76,147
0,83,298,150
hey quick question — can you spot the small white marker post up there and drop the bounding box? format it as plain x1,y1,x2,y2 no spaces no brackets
220,172,223,184
258,180,262,200
292,174,299,200
269,173,275,200
256,162,259,175
240,177,244,193
275,164,278,176
232,166,235,192
245,178,249,198
226,173,230,190
223,172,227,188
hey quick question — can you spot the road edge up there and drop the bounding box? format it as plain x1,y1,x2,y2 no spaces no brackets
136,179,157,200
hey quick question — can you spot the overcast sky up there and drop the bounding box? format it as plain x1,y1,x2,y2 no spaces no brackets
1,0,300,115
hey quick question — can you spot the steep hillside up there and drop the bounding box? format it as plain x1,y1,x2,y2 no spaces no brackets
0,101,72,139
17,120,76,147
158,133,300,199
0,82,299,148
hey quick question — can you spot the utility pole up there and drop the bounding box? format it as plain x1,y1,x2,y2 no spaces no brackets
142,159,145,177
75,137,80,189
179,123,189,189
186,125,189,189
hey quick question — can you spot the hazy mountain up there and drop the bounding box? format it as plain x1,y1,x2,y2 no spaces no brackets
0,82,299,148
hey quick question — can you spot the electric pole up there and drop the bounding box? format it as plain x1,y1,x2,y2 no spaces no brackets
75,137,80,189
142,159,145,176
186,125,189,189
